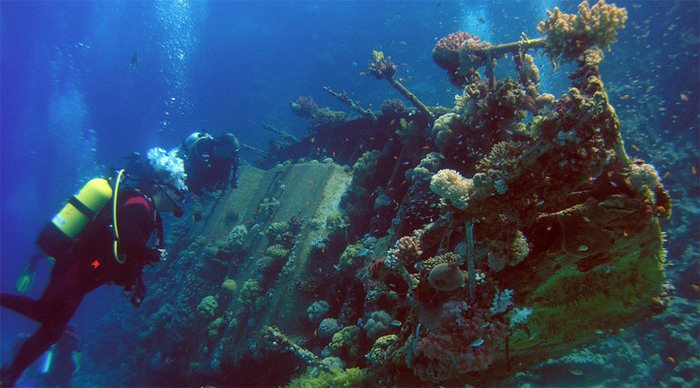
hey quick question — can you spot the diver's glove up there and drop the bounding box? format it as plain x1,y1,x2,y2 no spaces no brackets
129,276,147,307
143,247,162,264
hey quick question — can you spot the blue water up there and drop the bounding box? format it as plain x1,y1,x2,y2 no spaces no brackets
2,0,698,385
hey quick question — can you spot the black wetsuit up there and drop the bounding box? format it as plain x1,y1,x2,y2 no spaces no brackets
184,135,239,196
1,191,161,387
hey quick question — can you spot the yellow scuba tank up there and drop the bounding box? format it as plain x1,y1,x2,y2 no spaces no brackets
36,178,113,259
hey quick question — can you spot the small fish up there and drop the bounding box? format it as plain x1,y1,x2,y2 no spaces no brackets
569,369,584,376
620,94,630,100
130,53,139,68
359,71,367,77
691,284,700,292
578,245,589,252
663,171,671,179
680,93,689,101
692,166,697,175
631,144,641,152
666,356,676,364
469,338,484,347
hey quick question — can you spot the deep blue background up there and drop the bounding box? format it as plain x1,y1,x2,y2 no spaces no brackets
2,0,698,374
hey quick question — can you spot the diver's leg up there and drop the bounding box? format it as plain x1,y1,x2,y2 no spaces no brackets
1,255,75,322
1,299,80,387
0,294,43,322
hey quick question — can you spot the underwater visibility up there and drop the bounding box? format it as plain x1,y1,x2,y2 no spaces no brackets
1,0,698,387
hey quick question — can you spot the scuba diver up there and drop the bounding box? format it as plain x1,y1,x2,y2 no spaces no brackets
0,168,184,387
179,132,240,196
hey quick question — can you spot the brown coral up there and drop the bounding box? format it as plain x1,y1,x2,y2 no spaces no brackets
428,263,466,292
432,31,476,72
537,0,628,62
388,235,423,266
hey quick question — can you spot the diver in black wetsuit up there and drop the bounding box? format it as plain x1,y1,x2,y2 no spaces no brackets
0,176,183,387
180,132,240,196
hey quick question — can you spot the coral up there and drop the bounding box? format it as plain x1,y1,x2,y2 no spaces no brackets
366,334,398,365
475,141,527,181
337,243,369,271
362,310,399,339
420,252,461,274
325,211,349,238
221,278,237,292
406,152,444,183
386,235,422,268
433,31,484,86
626,160,671,219
483,229,529,272
429,169,473,210
515,53,540,86
457,34,493,75
318,318,341,338
432,31,475,72
537,0,628,62
405,291,508,383
238,279,262,306
428,263,466,292
431,113,461,150
380,98,407,118
307,300,330,323
327,326,361,363
395,118,420,141
352,150,381,183
368,50,397,80
489,289,514,315
288,367,365,388
266,244,290,260
197,295,218,320
509,307,533,327
218,224,248,254
207,317,224,339
291,95,319,119
536,93,556,110
265,222,292,246
312,108,348,128
257,197,280,218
